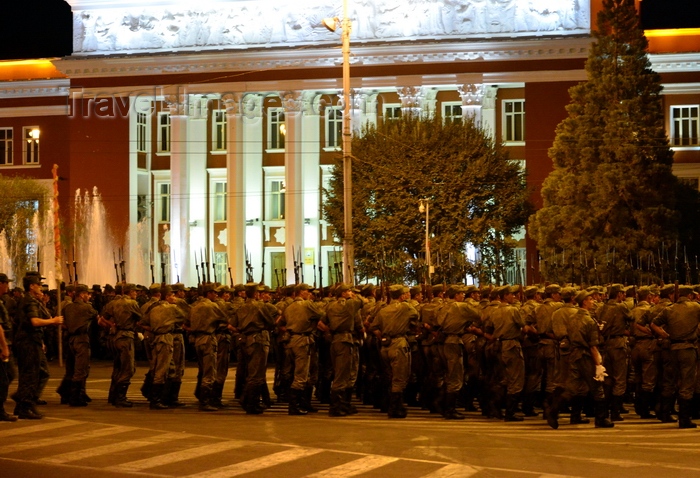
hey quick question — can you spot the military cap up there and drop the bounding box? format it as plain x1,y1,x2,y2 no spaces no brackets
295,283,313,293
122,283,137,293
75,284,90,294
586,285,602,294
161,285,173,295
104,284,115,293
409,285,422,296
23,272,43,286
360,283,376,296
65,284,75,293
608,283,625,297
0,273,14,283
432,284,445,296
171,282,185,292
202,283,217,294
215,285,230,294
149,283,162,293
388,284,408,298
544,284,562,295
647,284,660,296
560,287,577,301
679,285,694,297
234,283,246,293
637,286,652,299
244,282,260,295
334,283,351,297
464,285,478,295
92,284,102,292
659,284,675,297
447,284,466,295
574,289,594,306
693,284,700,294
524,286,539,298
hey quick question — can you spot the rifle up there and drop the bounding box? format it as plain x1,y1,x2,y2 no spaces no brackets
113,251,120,283
72,244,78,284
211,249,218,284
293,246,300,284
66,261,72,284
200,248,207,283
298,247,304,284
260,257,266,286
274,269,281,290
150,251,155,284
313,264,317,289
160,261,166,285
119,247,126,282
674,280,679,304
228,266,234,287
194,250,201,286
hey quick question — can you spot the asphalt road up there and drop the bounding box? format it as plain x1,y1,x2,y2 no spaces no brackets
2,361,700,478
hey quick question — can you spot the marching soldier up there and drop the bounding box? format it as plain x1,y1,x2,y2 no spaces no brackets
535,284,563,418
0,273,16,421
630,286,659,418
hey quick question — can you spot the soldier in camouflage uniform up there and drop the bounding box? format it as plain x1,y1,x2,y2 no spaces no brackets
369,284,419,419
232,283,279,414
630,286,659,418
535,284,563,417
520,286,542,416
13,272,63,419
547,290,614,429
0,273,16,421
62,284,99,407
101,284,143,407
321,283,364,416
652,285,700,428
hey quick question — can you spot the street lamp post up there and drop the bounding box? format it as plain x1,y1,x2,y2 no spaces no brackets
324,0,354,286
419,199,431,285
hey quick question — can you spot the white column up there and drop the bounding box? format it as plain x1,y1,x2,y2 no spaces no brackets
302,92,321,287
187,95,208,284
481,85,498,140
225,94,246,285
458,84,485,127
281,91,304,284
167,94,190,285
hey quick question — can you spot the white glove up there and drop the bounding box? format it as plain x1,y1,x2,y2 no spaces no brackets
594,364,607,382
137,332,144,341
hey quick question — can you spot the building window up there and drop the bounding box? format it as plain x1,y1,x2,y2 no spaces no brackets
0,128,12,166
158,112,171,153
268,179,286,220
384,104,402,121
214,252,228,284
136,112,147,153
212,109,227,151
326,107,343,149
679,177,700,190
503,99,525,143
672,106,699,147
443,102,463,121
157,182,170,223
213,181,227,222
23,127,40,165
268,108,285,150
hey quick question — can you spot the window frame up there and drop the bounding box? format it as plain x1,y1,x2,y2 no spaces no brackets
22,126,40,165
671,105,700,148
0,127,12,166
157,111,171,153
442,101,463,122
502,99,525,145
212,109,227,152
212,180,227,222
156,181,171,223
325,106,343,150
136,112,148,153
267,107,286,152
383,103,402,121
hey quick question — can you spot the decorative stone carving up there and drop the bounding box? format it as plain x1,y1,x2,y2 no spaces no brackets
71,0,591,55
397,86,424,117
458,84,485,107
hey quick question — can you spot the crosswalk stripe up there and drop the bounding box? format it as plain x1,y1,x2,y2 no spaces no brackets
186,447,322,478
304,455,399,477
0,419,80,438
420,463,480,477
38,432,187,465
112,440,249,472
1,425,137,454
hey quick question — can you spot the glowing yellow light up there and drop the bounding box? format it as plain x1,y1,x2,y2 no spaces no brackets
280,124,287,136
645,28,700,38
29,129,40,140
0,59,66,81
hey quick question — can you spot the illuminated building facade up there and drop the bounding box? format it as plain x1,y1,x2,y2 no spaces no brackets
0,0,698,286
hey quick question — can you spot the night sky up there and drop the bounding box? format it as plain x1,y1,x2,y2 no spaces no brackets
0,0,699,61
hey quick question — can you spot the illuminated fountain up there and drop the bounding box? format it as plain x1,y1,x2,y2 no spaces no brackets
73,187,118,287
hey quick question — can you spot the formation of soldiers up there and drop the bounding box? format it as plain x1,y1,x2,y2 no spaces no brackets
1,269,700,431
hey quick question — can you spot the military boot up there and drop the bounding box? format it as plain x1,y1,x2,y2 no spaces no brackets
344,388,358,415
288,388,308,416
69,381,88,407
329,390,348,417
569,396,590,425
594,399,614,428
504,394,524,422
113,383,133,408
443,393,465,420
678,398,698,429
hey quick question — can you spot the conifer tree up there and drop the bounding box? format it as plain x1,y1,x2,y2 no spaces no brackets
529,0,690,285
324,114,530,285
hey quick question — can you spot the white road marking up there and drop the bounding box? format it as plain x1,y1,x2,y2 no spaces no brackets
412,463,480,478
304,455,399,477
186,447,322,478
112,440,249,472
0,419,80,438
1,425,136,453
38,432,187,464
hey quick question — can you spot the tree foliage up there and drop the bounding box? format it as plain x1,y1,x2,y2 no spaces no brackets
0,174,49,280
529,0,698,285
324,114,531,285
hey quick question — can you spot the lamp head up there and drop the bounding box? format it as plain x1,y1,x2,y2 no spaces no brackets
322,17,338,33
